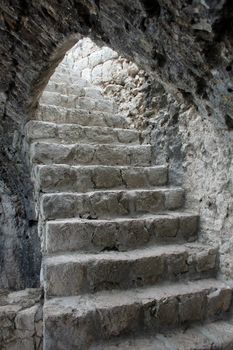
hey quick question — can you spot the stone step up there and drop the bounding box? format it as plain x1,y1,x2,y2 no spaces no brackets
40,91,116,112
45,212,199,254
45,81,103,99
30,142,154,166
92,321,233,350
47,72,88,85
26,120,140,145
43,279,232,349
34,164,168,193
40,188,184,220
44,82,85,96
36,104,130,128
44,243,217,297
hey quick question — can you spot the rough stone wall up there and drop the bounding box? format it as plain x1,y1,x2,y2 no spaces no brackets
181,111,233,282
59,38,151,127
0,0,233,289
149,86,233,282
0,288,43,350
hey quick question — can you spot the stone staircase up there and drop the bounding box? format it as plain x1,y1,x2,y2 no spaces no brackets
26,72,233,349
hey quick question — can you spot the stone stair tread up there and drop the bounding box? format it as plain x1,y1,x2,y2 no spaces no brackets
42,187,183,195
26,120,140,145
45,211,199,253
37,104,130,128
35,164,168,192
45,242,215,262
39,91,116,112
46,210,198,224
27,120,137,133
44,278,232,348
41,188,184,220
44,243,217,297
31,141,155,166
30,142,153,166
35,164,165,171
92,320,233,349
44,278,231,315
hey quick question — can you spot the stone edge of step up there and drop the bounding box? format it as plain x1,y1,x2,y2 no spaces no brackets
91,320,233,350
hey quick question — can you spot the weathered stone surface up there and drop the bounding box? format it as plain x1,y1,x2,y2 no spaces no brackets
0,289,42,350
93,321,233,350
26,121,140,144
45,212,198,254
43,280,232,349
44,244,217,297
34,164,167,192
36,104,130,128
30,142,154,166
40,188,184,220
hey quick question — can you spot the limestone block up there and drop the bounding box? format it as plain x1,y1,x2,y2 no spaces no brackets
191,247,217,272
101,47,118,61
144,297,178,330
81,68,92,81
78,97,96,110
178,214,199,241
128,63,139,77
92,64,103,84
4,338,35,350
178,292,205,322
164,188,184,210
89,50,103,68
102,60,112,82
15,305,38,333
207,288,232,319
75,56,89,71
84,87,102,99
95,99,115,113
153,217,179,239
35,320,43,338
80,38,97,56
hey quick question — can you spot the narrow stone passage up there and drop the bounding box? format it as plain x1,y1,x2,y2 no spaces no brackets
25,50,233,349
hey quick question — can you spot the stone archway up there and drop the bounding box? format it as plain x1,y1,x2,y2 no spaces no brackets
1,0,233,290
1,1,233,349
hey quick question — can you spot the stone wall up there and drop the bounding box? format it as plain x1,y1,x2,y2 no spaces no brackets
59,38,151,127
149,85,233,283
0,0,233,290
0,288,42,350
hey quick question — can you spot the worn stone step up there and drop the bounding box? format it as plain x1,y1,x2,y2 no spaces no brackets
34,164,168,193
40,188,184,220
92,321,233,350
26,120,140,145
47,72,88,85
45,81,103,98
40,91,116,112
43,279,232,350
30,142,154,166
45,212,199,254
44,243,217,297
44,82,85,96
36,104,130,128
